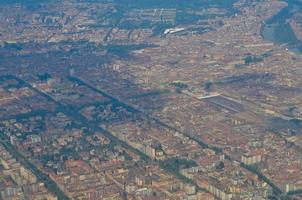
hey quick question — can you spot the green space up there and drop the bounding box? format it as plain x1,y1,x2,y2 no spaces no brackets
0,134,69,200
240,163,283,195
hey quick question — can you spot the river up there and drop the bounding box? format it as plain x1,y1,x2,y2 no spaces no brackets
261,0,302,53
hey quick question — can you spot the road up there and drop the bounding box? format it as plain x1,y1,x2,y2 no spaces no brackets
0,134,70,200
1,75,202,194
69,76,284,196
0,74,285,198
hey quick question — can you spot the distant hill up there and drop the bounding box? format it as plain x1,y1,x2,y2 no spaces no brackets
0,0,49,5
113,0,238,9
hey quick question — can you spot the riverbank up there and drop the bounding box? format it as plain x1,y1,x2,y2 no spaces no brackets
261,0,302,53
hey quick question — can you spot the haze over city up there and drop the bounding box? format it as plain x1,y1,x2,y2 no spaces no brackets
0,0,302,200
